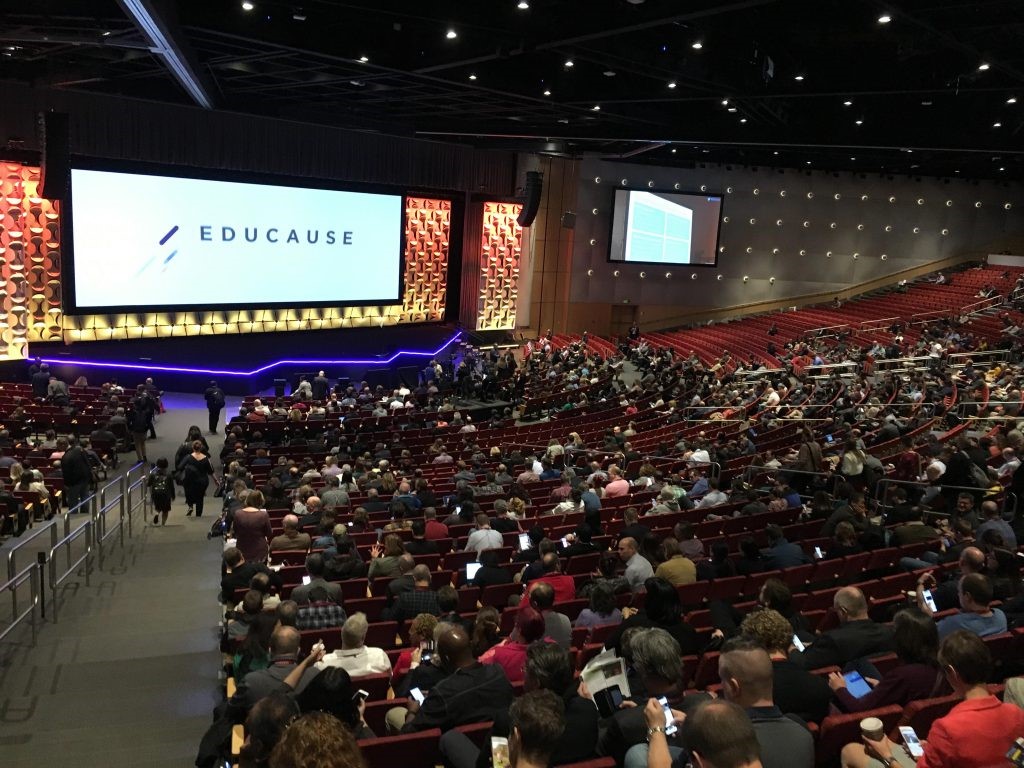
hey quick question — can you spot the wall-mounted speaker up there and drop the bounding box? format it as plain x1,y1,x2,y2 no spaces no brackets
39,111,70,200
560,211,576,229
517,170,543,227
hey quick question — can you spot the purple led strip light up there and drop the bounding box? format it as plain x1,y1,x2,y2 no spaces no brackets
38,331,463,377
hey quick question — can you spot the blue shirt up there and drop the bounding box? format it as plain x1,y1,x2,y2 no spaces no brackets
937,609,1007,640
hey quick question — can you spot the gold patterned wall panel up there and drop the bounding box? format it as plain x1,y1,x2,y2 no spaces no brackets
0,170,451,347
477,202,522,331
0,164,63,360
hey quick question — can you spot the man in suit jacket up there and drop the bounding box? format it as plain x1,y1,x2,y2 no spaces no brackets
312,371,330,401
791,587,893,670
289,553,342,605
762,524,811,570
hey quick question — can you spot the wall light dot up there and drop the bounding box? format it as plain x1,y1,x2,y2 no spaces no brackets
829,222,837,229
807,192,814,199
1006,203,1013,210
612,270,620,277
621,178,628,185
690,273,697,280
974,201,982,208
941,228,949,235
753,188,760,195
745,247,753,253
776,219,783,226
834,193,841,200
665,272,673,279
803,221,810,228
592,208,599,215
674,183,681,190
749,218,757,224
772,248,780,254
743,275,749,283
587,269,594,276
716,274,723,281
726,186,733,193
639,271,646,278
880,254,888,260
861,195,869,201
826,251,833,257
779,190,787,197
852,253,859,259
889,196,896,203
885,225,892,232
594,177,601,183
719,246,725,253
912,227,920,234
917,198,924,205
723,216,730,223
647,180,655,188
769,276,776,284
700,185,707,192
799,249,807,256
857,224,865,231
589,238,596,245
946,200,952,207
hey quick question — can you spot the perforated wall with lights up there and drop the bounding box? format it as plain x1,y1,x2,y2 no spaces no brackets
477,201,523,330
0,170,452,359
574,158,1022,313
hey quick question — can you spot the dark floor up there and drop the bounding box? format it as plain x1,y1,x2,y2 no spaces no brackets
0,393,231,767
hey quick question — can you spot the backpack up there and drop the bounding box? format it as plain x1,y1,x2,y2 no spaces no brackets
150,471,171,497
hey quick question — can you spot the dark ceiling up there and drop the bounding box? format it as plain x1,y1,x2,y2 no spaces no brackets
2,0,1023,180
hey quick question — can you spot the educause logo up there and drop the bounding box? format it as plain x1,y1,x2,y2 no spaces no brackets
135,224,180,276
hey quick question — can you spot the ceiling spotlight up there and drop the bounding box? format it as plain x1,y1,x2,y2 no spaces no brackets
564,59,574,67
1007,96,1017,104
241,1,254,9
667,81,677,88
101,30,111,36
292,11,307,20
592,105,601,111
446,29,458,39
855,119,863,125
878,14,891,23
999,167,1005,172
603,70,616,77
727,107,737,113
671,148,677,153
978,62,989,71
517,0,530,8
740,118,747,123
721,99,729,106
850,157,856,161
794,74,805,81
994,122,1002,128
543,89,551,96
358,55,368,62
843,100,852,106
691,41,703,50
468,74,477,80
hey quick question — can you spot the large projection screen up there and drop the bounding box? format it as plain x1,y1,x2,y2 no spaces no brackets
65,166,405,312
608,189,722,267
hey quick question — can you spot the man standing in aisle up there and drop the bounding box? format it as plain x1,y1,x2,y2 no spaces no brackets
204,380,226,435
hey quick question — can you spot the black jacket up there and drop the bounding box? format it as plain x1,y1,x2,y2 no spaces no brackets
790,619,894,670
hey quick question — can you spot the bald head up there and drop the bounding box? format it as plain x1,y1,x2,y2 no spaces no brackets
305,496,321,513
961,546,986,573
437,625,474,669
282,514,299,531
834,587,868,621
270,626,301,658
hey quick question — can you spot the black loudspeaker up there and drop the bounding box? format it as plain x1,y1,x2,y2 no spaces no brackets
560,211,576,229
517,171,543,227
39,111,70,200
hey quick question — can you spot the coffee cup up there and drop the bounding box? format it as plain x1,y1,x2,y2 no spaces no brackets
860,716,885,741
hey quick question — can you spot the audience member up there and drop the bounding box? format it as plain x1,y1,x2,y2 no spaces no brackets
317,613,392,677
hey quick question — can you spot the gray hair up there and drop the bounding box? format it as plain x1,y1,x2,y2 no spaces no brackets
341,612,368,648
630,628,683,684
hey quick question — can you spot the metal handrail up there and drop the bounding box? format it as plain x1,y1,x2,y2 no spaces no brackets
48,519,93,623
874,477,998,510
7,518,58,582
0,563,39,646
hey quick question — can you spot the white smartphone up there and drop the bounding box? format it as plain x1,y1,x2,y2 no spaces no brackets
899,726,924,758
922,589,938,612
813,546,824,559
792,634,805,652
560,537,569,548
302,575,311,585
409,687,425,705
353,688,369,701
491,736,510,768
657,696,678,736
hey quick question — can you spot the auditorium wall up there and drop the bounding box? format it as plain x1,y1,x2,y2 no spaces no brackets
565,157,1023,335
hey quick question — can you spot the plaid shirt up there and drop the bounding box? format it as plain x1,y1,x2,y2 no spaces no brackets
297,602,348,630
395,587,440,623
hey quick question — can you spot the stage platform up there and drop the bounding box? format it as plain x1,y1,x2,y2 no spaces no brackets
26,323,478,395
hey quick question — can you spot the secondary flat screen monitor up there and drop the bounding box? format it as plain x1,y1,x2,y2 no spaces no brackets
609,189,722,267
65,165,405,312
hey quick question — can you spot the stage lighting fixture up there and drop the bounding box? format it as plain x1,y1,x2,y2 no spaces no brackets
592,105,601,111
978,62,989,71
518,1,530,8
878,14,891,23
994,122,1002,128
855,119,863,125
564,59,574,67
543,89,551,96
446,29,458,39
692,41,703,49
721,99,729,105
359,56,368,62
740,118,747,123
468,74,477,80
794,74,804,81
667,81,677,88
241,1,254,9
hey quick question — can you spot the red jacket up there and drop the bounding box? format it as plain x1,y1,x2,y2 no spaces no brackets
520,574,577,607
916,695,1024,768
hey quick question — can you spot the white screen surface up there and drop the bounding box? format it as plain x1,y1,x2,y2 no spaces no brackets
68,168,403,309
609,189,722,266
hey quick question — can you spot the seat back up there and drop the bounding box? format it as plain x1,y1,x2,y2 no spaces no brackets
359,727,443,768
892,693,959,740
816,705,902,766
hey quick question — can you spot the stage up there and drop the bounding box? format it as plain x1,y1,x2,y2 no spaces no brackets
26,323,479,395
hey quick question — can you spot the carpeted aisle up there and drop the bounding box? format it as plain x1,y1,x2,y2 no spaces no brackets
0,392,234,767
